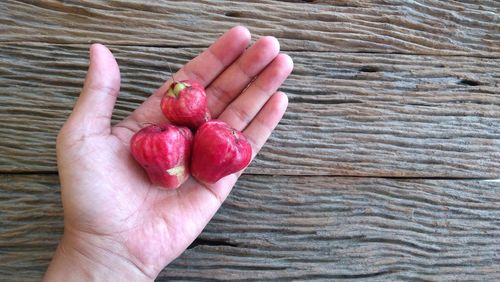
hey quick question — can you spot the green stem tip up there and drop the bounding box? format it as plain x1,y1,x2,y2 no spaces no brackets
167,82,189,98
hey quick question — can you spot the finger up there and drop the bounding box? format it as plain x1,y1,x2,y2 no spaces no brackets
175,25,252,89
173,92,288,226
179,91,289,211
69,43,120,136
218,54,293,131
115,26,251,134
207,36,280,117
243,91,288,159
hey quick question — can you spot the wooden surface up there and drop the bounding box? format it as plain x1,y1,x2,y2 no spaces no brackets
0,0,499,281
1,0,499,55
2,175,499,281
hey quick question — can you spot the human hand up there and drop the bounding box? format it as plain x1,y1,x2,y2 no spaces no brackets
44,26,293,281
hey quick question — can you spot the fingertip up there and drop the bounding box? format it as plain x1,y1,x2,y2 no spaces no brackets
89,43,106,59
279,53,294,73
231,25,251,43
89,43,115,62
90,43,103,51
86,43,120,85
209,26,252,67
272,91,289,115
277,91,289,108
259,36,280,54
89,44,98,60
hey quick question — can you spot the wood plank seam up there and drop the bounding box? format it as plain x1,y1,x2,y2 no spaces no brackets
1,43,499,58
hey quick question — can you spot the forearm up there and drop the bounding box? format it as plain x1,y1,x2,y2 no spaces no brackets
44,233,153,282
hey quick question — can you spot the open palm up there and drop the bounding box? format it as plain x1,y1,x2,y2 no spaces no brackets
51,26,293,280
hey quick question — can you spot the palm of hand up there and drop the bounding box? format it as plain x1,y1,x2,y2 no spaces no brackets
59,131,224,276
56,26,292,278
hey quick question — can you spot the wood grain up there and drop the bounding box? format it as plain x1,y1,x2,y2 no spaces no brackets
1,174,498,281
0,0,499,55
1,1,498,281
0,44,498,177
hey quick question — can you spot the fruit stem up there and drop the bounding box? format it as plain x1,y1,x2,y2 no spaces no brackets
167,61,178,83
167,82,189,98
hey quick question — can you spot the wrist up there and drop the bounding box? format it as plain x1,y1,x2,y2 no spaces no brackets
44,230,154,282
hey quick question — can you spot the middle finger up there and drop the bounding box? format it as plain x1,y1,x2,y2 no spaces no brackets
207,36,280,118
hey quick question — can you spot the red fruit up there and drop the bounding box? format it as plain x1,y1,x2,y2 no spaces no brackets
191,120,252,184
160,80,211,130
130,124,192,189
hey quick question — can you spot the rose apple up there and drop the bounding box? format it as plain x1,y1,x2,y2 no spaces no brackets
160,80,211,130
191,120,252,184
130,124,192,189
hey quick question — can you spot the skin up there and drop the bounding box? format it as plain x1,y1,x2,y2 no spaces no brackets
44,26,293,281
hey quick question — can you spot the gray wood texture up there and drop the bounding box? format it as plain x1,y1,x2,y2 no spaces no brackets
1,0,499,55
0,0,499,281
1,44,498,177
2,175,499,281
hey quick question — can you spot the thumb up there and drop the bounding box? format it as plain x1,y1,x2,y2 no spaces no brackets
69,43,120,136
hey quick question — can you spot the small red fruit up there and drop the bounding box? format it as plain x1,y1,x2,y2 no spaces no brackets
160,80,211,130
130,124,192,189
191,120,252,184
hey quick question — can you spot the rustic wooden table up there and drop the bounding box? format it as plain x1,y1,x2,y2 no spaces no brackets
1,1,499,281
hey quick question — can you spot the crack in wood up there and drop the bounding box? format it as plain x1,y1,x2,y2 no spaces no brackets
359,65,380,73
459,79,481,86
188,238,238,249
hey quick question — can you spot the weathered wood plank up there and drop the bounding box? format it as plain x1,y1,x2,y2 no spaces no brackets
0,0,499,55
1,44,499,177
1,174,498,281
